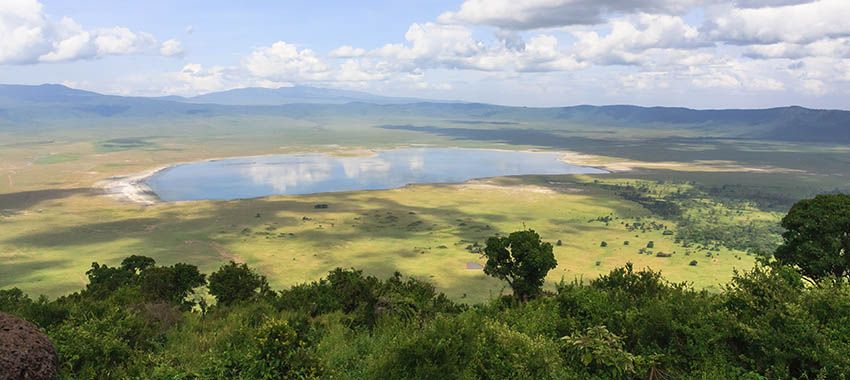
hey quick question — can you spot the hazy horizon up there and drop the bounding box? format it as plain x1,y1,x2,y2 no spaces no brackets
7,81,850,111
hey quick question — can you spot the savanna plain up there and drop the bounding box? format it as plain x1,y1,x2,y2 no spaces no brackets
4,109,847,302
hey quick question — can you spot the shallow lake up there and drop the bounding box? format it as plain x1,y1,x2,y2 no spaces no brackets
145,147,607,201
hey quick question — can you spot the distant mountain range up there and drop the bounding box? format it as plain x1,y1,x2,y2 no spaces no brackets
1,83,848,144
159,86,455,106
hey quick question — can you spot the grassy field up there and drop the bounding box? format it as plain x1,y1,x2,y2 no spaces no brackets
2,115,847,302
0,174,757,302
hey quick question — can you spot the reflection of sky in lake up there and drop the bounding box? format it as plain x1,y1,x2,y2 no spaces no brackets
146,148,607,201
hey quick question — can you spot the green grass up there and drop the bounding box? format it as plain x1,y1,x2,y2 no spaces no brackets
34,153,80,165
2,115,847,302
0,175,757,303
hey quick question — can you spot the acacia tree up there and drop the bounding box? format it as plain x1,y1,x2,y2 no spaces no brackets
139,263,206,306
775,194,850,280
482,229,557,300
120,255,156,274
208,261,269,306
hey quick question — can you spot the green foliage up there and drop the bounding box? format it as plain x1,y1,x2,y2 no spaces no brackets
84,262,135,297
372,313,569,379
121,255,156,273
7,205,850,380
208,261,269,306
256,317,321,379
720,264,850,378
483,229,558,301
49,302,159,378
561,325,636,378
277,268,461,328
201,316,320,379
775,194,850,279
139,263,206,307
592,179,784,254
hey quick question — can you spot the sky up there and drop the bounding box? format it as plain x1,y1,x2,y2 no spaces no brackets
1,0,849,109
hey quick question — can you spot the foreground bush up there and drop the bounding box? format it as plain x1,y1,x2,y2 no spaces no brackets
4,259,850,379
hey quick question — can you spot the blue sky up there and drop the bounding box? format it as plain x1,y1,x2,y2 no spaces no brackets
2,0,849,109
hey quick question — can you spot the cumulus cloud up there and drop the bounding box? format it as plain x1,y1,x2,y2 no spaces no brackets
329,45,366,58
243,41,330,82
571,14,704,65
744,38,850,59
0,0,173,64
438,0,703,30
707,0,850,45
57,0,849,103
366,22,583,73
732,0,818,8
160,39,184,57
164,63,235,94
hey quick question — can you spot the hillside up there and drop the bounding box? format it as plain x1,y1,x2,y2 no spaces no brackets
0,84,848,143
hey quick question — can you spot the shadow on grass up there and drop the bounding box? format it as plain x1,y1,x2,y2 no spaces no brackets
2,192,509,257
378,124,850,175
0,259,70,288
0,188,94,212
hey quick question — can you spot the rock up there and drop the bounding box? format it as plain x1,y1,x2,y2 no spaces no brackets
0,312,58,380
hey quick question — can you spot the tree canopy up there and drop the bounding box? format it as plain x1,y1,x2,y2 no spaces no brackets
208,261,269,306
482,229,557,300
775,194,850,280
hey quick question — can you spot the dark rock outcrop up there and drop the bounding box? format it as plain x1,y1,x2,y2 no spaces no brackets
0,312,58,380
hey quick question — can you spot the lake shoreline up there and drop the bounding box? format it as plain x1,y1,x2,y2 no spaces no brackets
97,147,614,205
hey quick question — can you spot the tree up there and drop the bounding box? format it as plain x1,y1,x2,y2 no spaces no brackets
139,263,206,306
482,229,557,301
208,261,268,306
774,194,850,280
85,262,134,296
120,255,156,274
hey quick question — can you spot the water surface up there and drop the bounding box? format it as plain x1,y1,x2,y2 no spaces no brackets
146,148,606,201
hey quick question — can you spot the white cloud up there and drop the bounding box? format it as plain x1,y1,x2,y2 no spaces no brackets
571,14,704,65
50,0,850,106
0,0,172,64
160,39,184,57
335,59,391,82
243,41,330,82
733,0,818,8
438,0,703,30
708,0,850,45
801,79,827,95
329,45,366,58
166,63,233,94
246,161,332,192
0,0,50,63
744,38,850,59
366,23,583,73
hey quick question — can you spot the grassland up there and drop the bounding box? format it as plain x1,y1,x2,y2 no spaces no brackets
2,115,848,302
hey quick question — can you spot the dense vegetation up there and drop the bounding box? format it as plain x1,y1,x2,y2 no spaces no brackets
593,179,785,255
2,195,850,379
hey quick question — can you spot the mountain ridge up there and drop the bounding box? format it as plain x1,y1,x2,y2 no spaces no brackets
0,84,848,143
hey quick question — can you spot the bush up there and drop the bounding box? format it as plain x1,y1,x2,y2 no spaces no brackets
561,325,636,378
209,261,269,306
371,313,570,379
139,263,205,307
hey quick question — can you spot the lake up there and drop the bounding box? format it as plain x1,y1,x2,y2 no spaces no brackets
145,147,607,201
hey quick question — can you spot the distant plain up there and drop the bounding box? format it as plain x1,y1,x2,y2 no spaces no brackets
2,86,849,302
